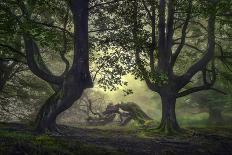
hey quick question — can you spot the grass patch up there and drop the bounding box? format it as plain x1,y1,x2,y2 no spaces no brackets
136,124,232,140
0,130,125,155
177,113,209,127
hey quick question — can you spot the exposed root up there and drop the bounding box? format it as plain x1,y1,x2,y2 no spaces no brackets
156,122,182,135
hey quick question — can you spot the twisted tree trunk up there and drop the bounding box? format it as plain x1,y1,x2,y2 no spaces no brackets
35,72,90,132
28,0,93,133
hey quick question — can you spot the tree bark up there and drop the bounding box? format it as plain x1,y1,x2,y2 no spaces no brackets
35,76,85,132
157,90,180,134
35,0,93,133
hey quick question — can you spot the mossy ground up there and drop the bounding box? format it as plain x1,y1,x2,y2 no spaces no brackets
0,121,232,155
0,125,124,155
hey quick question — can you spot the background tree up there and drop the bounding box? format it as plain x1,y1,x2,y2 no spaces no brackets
91,0,232,133
190,90,228,124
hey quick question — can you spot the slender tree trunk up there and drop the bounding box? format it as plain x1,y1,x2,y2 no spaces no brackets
157,91,180,134
35,0,92,133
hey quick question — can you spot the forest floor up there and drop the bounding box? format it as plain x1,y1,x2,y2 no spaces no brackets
0,122,232,155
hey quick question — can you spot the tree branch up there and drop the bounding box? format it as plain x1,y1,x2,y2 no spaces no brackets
171,1,192,67
141,0,157,72
141,0,153,21
0,43,25,57
89,27,120,33
23,35,64,85
157,0,166,65
177,5,216,90
60,8,70,76
88,0,122,10
29,20,74,38
166,0,175,55
177,60,216,98
133,1,157,92
173,42,204,53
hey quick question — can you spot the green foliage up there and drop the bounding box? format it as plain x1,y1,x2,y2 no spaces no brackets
178,113,209,127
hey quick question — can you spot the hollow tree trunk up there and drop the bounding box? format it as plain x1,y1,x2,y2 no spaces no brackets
35,0,92,133
157,92,180,134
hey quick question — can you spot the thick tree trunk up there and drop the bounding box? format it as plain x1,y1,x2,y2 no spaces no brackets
35,0,92,133
157,92,180,134
35,74,85,132
35,90,64,132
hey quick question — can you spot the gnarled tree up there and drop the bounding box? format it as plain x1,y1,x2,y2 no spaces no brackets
17,0,93,132
91,0,231,133
132,0,217,133
27,0,92,132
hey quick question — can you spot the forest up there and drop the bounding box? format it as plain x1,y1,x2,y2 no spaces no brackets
0,0,232,154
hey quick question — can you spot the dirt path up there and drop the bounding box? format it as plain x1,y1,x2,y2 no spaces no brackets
55,126,232,155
